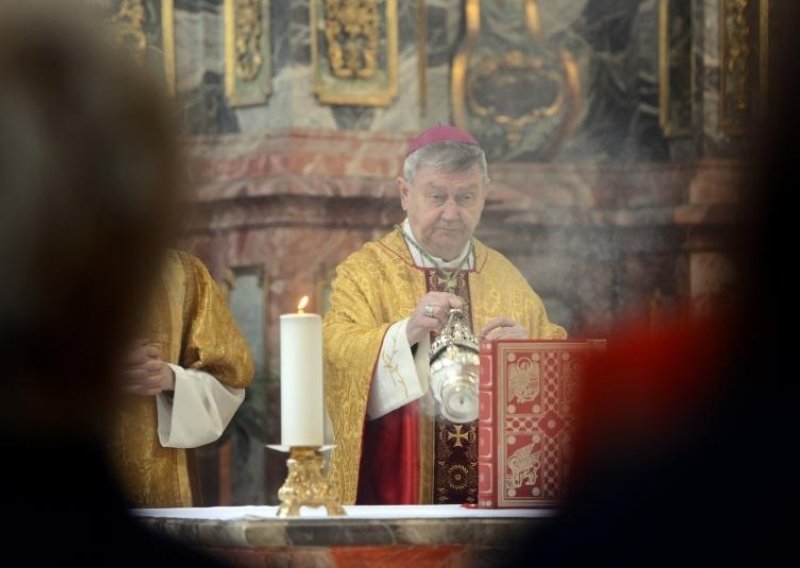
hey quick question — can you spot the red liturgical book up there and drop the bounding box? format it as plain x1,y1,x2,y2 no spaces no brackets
478,339,605,508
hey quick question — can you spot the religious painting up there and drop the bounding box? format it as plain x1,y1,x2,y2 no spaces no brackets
224,0,272,107
659,0,693,137
95,0,176,96
310,0,398,106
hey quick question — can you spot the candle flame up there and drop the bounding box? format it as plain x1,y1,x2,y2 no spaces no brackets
297,295,310,313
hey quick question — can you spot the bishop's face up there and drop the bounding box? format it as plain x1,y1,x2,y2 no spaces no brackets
399,163,487,261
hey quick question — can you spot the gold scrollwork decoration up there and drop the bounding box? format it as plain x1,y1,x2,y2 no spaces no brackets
275,447,346,518
524,0,542,40
234,0,263,81
720,0,753,134
112,0,148,64
451,0,580,159
467,51,565,146
323,0,379,79
311,0,398,106
108,0,175,97
225,0,271,107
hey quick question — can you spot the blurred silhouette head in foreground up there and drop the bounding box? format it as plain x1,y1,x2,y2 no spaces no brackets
0,4,230,564
0,1,179,443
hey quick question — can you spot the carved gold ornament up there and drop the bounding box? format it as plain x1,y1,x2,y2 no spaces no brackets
108,0,175,97
112,0,148,64
467,51,566,146
224,0,271,106
234,0,263,81
275,446,346,518
323,0,380,79
451,0,580,159
311,0,397,106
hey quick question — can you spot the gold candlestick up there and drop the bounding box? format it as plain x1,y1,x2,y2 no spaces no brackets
272,445,346,518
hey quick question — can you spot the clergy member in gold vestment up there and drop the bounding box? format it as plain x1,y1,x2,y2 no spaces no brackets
324,125,566,505
109,249,254,508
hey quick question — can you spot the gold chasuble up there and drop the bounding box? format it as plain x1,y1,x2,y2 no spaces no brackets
324,230,566,505
108,250,254,508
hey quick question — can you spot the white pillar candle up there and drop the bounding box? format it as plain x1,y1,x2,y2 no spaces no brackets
279,296,324,446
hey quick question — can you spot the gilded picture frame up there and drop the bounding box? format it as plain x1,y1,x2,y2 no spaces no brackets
450,0,580,160
310,0,398,107
658,0,693,138
224,0,273,107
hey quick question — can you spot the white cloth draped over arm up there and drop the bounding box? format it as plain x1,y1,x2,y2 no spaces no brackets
366,318,431,420
156,363,245,448
366,219,474,420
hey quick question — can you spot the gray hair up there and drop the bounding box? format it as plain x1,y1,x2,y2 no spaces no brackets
402,141,489,184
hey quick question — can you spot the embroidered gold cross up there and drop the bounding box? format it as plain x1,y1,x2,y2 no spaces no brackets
447,425,471,448
435,273,457,293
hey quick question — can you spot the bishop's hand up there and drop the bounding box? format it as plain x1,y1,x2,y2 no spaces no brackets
406,292,463,346
480,317,528,341
121,340,175,396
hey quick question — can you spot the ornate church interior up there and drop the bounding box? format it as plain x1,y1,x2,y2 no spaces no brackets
1,0,792,565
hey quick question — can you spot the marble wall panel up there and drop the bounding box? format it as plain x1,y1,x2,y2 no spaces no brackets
700,0,722,152
168,0,747,166
227,270,268,505
166,1,755,158
661,0,693,145
691,0,706,155
175,0,241,134
538,0,589,36
172,0,464,135
423,0,464,125
442,0,671,161
559,0,669,162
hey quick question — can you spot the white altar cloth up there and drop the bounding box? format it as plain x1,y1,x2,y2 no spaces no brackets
133,504,556,521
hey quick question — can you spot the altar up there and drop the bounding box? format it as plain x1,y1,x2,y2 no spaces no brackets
135,505,553,566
